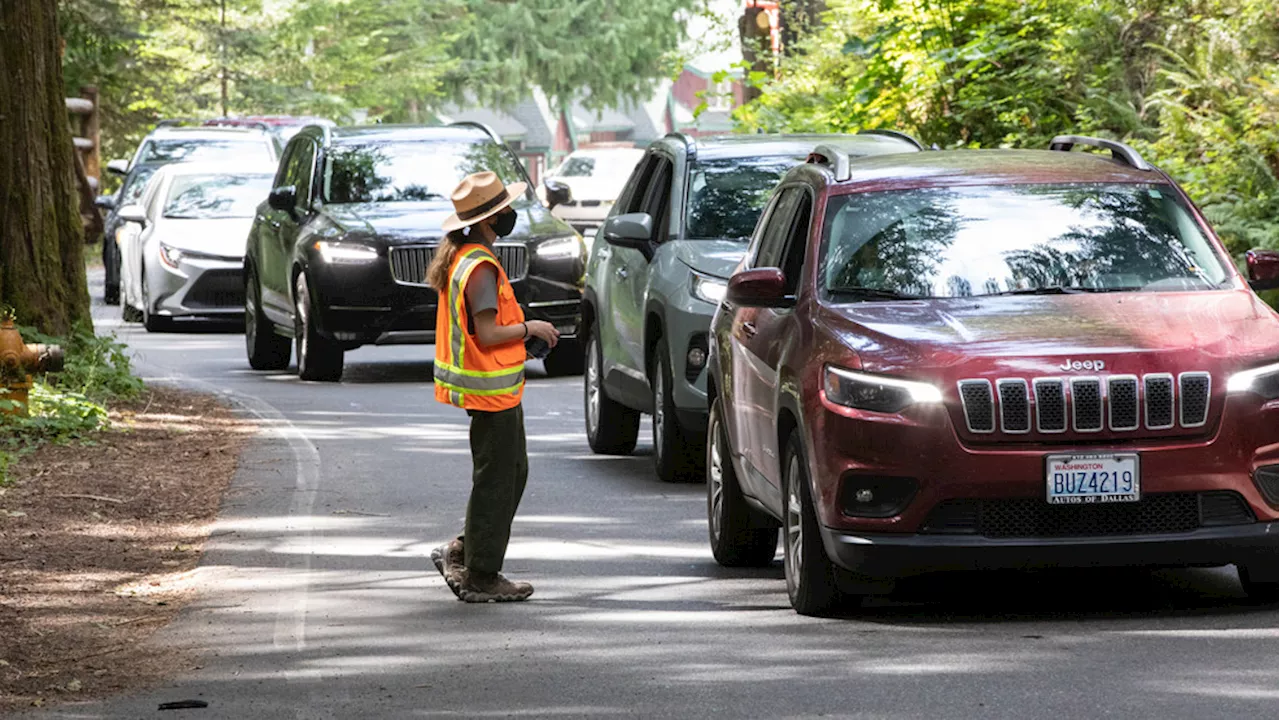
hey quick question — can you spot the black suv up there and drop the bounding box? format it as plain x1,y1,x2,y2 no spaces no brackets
244,124,586,381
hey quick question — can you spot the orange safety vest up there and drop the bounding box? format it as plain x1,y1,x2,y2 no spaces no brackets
434,243,526,411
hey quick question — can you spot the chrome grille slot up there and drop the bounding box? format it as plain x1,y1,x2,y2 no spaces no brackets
1144,374,1174,429
1107,376,1139,431
389,245,434,286
494,244,528,280
1179,372,1210,427
958,380,994,433
1070,378,1103,432
996,379,1030,433
1034,379,1066,433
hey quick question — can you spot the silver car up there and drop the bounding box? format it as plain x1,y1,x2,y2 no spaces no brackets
117,162,276,331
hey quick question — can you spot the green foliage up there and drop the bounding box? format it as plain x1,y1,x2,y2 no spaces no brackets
737,0,1278,260
19,323,144,403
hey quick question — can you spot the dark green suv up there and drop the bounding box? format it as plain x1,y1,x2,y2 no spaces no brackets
581,132,921,482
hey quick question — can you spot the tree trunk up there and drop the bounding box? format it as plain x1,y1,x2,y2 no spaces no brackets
0,0,92,335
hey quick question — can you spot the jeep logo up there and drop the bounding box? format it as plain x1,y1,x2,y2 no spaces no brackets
1060,359,1106,372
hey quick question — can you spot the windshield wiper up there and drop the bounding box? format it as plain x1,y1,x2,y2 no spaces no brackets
991,286,1088,296
828,287,924,301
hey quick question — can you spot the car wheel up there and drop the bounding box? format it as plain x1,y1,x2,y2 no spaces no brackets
782,431,846,616
543,337,584,377
245,265,291,371
584,328,640,454
293,272,344,382
141,270,172,333
707,399,778,567
1238,564,1278,603
121,294,143,323
103,240,120,306
651,337,703,483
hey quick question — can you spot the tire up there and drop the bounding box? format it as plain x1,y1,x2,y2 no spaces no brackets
293,272,344,382
707,399,778,567
121,296,143,323
651,337,703,483
543,337,585,377
103,239,121,306
584,328,640,455
782,431,846,616
141,270,172,333
1238,564,1278,603
245,265,291,371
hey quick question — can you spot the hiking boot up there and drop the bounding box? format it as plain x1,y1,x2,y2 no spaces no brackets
430,538,465,598
458,570,534,603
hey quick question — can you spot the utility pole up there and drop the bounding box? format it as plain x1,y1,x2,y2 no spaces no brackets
219,0,228,117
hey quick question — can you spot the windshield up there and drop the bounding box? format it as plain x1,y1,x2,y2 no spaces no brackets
163,174,274,219
820,184,1231,299
322,140,529,204
685,156,802,240
140,138,272,164
551,151,642,180
120,166,159,204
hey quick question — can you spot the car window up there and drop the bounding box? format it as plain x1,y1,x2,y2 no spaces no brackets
685,155,803,241
163,174,274,219
138,138,274,164
820,183,1233,299
322,140,528,205
120,166,159,205
755,188,800,269
554,156,595,177
779,191,812,295
641,157,674,243
618,155,658,215
284,140,316,208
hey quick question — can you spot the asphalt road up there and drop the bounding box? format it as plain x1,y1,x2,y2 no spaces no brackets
49,276,1278,719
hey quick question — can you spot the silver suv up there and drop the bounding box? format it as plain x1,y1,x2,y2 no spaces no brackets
582,132,922,482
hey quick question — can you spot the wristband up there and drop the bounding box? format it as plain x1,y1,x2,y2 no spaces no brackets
522,322,528,339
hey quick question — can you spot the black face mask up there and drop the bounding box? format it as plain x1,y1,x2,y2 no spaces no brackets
491,209,517,238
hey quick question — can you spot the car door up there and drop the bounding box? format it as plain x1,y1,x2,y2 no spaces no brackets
605,153,661,398
122,173,166,312
744,187,813,489
732,186,802,489
261,138,316,319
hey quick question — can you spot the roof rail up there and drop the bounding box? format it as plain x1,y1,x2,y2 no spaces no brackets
203,118,274,133
154,117,202,128
449,121,503,143
806,144,850,182
662,132,697,160
1048,135,1150,171
857,129,925,150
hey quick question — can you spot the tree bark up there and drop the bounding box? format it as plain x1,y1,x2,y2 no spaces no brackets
0,0,92,335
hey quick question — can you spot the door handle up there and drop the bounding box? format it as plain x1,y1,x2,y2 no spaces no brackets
615,267,629,280
741,321,757,338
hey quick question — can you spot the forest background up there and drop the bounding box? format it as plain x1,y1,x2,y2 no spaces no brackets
62,0,1278,262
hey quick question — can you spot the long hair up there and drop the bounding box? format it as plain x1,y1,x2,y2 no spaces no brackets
426,228,471,292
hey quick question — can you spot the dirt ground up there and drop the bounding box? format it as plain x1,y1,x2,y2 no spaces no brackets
0,387,253,712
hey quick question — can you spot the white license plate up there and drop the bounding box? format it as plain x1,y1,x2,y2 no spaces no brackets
1045,454,1140,504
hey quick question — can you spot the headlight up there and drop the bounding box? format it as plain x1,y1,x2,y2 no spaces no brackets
690,271,728,304
1227,362,1279,400
158,242,184,268
535,235,583,261
315,240,378,264
823,365,943,413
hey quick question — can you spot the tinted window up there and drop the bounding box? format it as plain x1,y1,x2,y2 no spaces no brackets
820,184,1232,300
164,174,274,219
120,166,159,204
322,140,528,204
755,188,800,268
781,192,812,294
139,139,271,164
284,141,316,206
685,155,803,241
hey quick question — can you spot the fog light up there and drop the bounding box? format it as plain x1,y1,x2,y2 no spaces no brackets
839,475,918,518
1255,464,1278,508
687,347,707,369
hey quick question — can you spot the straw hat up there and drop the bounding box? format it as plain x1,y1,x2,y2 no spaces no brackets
441,172,527,233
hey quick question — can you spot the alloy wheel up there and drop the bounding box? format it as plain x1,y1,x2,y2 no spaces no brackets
653,366,665,465
708,411,724,542
294,274,309,366
785,459,804,589
586,336,601,437
244,276,258,352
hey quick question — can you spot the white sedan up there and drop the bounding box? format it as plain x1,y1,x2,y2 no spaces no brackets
116,162,276,332
539,148,644,238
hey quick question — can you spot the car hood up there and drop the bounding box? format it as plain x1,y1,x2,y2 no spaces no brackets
820,290,1279,378
320,200,572,245
674,240,750,279
154,217,254,258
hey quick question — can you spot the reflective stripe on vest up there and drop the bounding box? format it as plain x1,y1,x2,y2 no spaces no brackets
434,247,524,408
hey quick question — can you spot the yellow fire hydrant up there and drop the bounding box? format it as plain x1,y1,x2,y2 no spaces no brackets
0,319,65,416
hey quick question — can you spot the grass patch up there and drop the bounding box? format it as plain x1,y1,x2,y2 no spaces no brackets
0,322,144,484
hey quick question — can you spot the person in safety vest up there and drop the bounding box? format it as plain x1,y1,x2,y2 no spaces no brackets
427,171,559,603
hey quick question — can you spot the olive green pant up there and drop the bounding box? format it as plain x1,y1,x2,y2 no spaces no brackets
460,404,528,574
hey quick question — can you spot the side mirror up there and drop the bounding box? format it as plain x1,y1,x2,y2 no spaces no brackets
1247,249,1279,292
603,212,653,260
94,194,117,210
117,204,147,226
268,185,298,213
726,267,791,308
106,159,129,177
544,179,573,209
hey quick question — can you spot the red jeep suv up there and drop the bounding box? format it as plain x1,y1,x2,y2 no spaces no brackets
705,136,1279,615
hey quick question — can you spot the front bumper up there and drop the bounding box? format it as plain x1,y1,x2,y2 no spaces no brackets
149,256,244,318
666,295,718,429
821,521,1279,579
